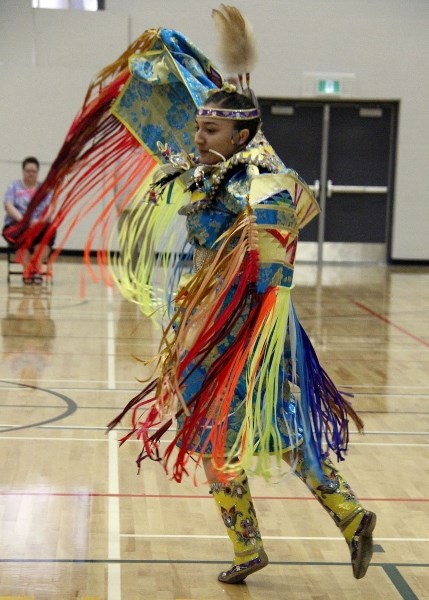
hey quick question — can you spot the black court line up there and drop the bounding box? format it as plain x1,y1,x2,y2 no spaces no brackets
4,423,429,435
48,299,90,310
1,559,428,567
2,402,429,416
382,565,420,600
0,386,140,393
1,381,423,398
0,558,426,599
0,403,77,409
0,380,77,433
0,404,127,411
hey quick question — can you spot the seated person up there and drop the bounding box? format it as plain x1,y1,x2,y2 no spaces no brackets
3,156,56,284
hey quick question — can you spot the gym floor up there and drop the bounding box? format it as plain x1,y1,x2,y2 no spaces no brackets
0,257,428,600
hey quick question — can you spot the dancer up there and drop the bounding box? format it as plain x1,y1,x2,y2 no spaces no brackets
16,5,376,584
109,88,376,584
106,8,376,584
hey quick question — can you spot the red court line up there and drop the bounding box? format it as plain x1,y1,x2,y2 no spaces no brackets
0,492,428,502
353,300,429,348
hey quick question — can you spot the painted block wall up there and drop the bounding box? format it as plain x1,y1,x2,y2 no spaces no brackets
1,0,428,259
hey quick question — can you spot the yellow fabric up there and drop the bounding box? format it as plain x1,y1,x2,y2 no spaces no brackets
210,475,263,564
249,172,319,229
257,229,296,269
297,457,364,543
249,172,298,205
222,286,292,479
108,179,190,316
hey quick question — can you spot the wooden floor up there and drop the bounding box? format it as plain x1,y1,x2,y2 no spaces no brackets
0,256,428,600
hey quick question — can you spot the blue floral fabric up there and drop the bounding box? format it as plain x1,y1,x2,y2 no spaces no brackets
177,164,304,456
112,29,222,156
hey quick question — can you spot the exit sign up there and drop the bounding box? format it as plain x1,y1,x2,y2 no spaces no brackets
302,72,356,97
318,79,341,94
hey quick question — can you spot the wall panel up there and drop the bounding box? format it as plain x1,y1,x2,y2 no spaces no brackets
1,0,428,258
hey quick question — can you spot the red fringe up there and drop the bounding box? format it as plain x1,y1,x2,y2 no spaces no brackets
5,67,156,278
108,245,263,483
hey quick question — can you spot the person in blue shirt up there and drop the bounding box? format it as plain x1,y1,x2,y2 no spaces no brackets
3,156,55,284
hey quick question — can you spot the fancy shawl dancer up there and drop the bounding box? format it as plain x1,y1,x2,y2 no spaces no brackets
16,4,376,585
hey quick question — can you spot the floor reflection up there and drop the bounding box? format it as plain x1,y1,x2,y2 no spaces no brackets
1,286,56,385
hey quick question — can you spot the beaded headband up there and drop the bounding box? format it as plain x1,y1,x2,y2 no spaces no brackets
197,106,260,120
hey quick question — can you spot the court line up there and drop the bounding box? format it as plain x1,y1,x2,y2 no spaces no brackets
107,287,116,391
343,385,429,390
0,382,77,434
108,431,121,600
1,423,428,436
0,436,107,442
382,564,420,600
0,557,427,567
107,289,121,600
351,431,429,436
347,442,429,447
1,436,428,450
119,533,429,543
0,491,427,502
1,436,428,454
0,381,428,390
0,381,144,388
0,553,426,599
353,300,429,348
2,436,429,452
2,402,429,412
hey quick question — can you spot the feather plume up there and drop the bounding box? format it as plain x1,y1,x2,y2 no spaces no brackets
211,4,257,75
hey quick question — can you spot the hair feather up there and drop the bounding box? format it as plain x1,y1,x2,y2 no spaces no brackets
211,4,257,75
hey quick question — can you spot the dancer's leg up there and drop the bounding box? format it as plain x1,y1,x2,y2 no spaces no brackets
203,457,269,583
284,451,376,579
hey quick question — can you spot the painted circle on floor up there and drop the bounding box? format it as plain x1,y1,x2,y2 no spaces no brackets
0,380,77,433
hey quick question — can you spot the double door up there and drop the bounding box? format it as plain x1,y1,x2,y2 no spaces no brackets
259,100,398,262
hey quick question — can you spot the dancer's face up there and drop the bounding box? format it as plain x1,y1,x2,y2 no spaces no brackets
195,109,249,165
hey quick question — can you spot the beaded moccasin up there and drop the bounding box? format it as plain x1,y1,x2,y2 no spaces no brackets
218,549,269,584
343,509,377,579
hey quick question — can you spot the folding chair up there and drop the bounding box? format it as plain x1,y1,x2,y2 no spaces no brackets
6,245,53,287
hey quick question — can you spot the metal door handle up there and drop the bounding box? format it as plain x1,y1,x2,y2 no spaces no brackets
309,179,320,198
327,179,387,197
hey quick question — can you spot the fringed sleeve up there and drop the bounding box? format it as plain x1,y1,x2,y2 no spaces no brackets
5,30,160,281
6,28,223,290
